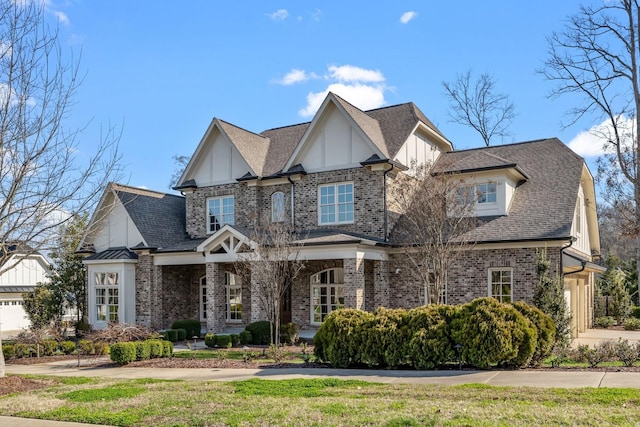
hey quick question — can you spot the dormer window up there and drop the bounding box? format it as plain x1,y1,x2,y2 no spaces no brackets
208,196,234,233
476,183,496,204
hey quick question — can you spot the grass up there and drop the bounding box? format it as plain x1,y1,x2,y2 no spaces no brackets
1,376,640,426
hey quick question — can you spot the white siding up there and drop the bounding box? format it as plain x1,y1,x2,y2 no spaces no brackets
92,199,144,253
572,185,591,256
296,105,377,171
190,131,253,186
394,132,442,169
0,256,47,286
87,263,137,330
455,173,519,217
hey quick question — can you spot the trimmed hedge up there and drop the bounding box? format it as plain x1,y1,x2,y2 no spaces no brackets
110,342,136,365
204,333,216,348
313,298,553,370
239,330,252,345
171,319,201,339
134,341,151,360
245,321,272,345
148,339,164,358
61,341,76,355
176,328,187,341
162,340,173,357
2,344,15,359
215,335,232,348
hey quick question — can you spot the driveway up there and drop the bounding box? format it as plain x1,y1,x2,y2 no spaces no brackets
574,328,640,346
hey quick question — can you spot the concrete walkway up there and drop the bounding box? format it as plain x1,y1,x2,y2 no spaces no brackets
574,328,640,346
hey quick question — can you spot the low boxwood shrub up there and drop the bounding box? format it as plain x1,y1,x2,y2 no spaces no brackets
134,341,151,361
162,340,174,357
41,339,59,356
204,333,216,348
171,319,201,339
162,329,178,342
176,328,187,341
215,335,232,348
406,304,458,369
239,330,252,345
245,321,272,345
624,317,640,330
60,341,76,355
231,334,240,347
78,339,95,355
110,342,136,365
2,343,15,359
14,343,35,358
94,341,109,356
147,339,164,358
632,306,640,319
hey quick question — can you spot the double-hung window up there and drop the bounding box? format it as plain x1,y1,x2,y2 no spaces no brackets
489,268,512,303
95,272,119,322
208,196,234,232
476,183,497,204
318,182,354,225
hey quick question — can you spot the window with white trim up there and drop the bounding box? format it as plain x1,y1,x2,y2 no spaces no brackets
318,182,354,225
226,272,242,322
457,183,496,205
311,268,345,324
208,196,234,232
200,276,207,322
489,268,512,303
272,191,285,222
95,272,119,322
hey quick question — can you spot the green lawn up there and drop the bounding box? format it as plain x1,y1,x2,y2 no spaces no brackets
1,376,639,426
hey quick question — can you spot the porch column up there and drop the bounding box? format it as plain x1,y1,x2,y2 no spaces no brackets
250,263,266,322
205,262,226,332
344,253,365,310
373,260,390,309
134,253,160,329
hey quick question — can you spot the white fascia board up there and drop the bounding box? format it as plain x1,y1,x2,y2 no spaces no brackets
177,118,219,186
297,244,388,261
196,224,251,252
414,122,454,152
153,252,205,266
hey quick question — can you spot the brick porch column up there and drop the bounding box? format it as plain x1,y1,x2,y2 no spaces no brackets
373,259,390,309
135,253,160,329
250,263,266,322
205,262,226,332
344,254,365,310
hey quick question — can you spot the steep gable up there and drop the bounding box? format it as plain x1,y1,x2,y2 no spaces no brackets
177,119,268,187
283,93,386,172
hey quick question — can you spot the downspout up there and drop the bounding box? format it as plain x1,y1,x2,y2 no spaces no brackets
559,238,576,281
383,166,391,242
287,176,295,228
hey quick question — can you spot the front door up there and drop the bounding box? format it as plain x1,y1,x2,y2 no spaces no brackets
280,285,292,324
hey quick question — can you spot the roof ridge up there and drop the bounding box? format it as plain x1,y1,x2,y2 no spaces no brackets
110,183,184,199
217,118,269,140
449,138,559,154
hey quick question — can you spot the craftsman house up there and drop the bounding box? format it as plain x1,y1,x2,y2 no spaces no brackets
79,92,602,337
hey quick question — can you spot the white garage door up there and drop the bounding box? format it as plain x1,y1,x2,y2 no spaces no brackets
0,300,30,331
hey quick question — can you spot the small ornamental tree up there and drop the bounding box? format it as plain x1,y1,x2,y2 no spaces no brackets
608,268,633,324
533,248,572,347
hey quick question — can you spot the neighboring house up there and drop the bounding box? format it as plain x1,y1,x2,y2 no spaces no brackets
79,92,603,337
0,245,50,333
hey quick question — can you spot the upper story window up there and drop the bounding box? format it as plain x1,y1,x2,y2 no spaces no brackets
208,196,234,233
457,182,496,205
318,182,354,225
272,191,285,223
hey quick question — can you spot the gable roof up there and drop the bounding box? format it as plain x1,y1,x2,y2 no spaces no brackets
110,184,190,250
429,138,585,243
175,92,449,186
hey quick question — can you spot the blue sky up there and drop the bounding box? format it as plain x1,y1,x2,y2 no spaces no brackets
47,1,603,192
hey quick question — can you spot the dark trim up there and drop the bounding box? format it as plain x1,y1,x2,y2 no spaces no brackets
432,163,528,179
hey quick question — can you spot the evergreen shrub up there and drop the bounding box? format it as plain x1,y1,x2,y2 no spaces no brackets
60,341,76,355
239,330,252,345
406,304,458,369
245,321,272,345
204,333,216,348
110,342,136,365
313,309,374,368
511,301,556,366
134,341,151,360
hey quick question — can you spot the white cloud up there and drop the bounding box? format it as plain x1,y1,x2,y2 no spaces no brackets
268,9,288,21
299,83,386,117
328,65,384,83
275,69,319,86
312,8,322,21
53,10,69,26
568,116,635,157
400,11,417,24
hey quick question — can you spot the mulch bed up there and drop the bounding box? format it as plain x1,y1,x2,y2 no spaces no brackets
0,376,55,397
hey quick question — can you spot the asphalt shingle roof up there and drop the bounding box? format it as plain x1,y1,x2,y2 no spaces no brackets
430,138,584,243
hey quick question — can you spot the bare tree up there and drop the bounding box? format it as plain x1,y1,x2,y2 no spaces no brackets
169,154,189,189
442,70,516,146
234,221,305,346
0,1,121,377
542,0,640,305
391,163,478,305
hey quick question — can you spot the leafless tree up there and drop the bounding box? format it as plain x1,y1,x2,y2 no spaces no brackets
0,1,121,376
542,0,640,304
391,163,478,305
234,221,305,346
168,154,189,189
443,70,516,146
